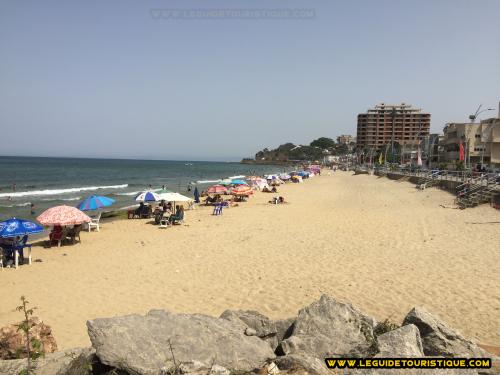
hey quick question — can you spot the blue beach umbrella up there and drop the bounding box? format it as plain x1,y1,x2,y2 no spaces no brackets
77,195,115,211
230,179,248,185
135,191,161,202
0,218,44,238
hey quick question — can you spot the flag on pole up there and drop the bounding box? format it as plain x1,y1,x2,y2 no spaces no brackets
459,142,465,161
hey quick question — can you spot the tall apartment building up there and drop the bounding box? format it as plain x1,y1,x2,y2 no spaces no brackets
356,103,431,150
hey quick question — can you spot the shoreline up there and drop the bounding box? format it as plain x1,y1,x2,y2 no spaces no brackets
0,171,499,350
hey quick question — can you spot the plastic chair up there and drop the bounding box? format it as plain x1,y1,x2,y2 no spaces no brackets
88,212,101,232
213,204,223,216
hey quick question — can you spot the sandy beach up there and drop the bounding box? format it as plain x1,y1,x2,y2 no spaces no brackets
0,171,499,350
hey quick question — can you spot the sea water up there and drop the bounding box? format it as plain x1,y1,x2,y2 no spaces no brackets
0,156,287,220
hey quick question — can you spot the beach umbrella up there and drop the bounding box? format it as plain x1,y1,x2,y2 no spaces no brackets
76,195,115,211
231,185,253,196
157,192,192,202
37,205,91,226
135,191,161,202
156,191,193,215
219,179,233,186
207,185,228,194
0,218,44,238
230,179,248,186
279,174,291,180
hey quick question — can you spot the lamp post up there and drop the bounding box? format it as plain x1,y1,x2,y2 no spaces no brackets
469,105,494,123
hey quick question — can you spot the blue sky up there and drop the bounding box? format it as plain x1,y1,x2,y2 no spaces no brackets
1,0,499,161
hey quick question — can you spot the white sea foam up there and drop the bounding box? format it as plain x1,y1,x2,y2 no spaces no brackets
196,179,221,184
115,191,140,196
40,196,82,202
0,202,32,208
0,184,128,198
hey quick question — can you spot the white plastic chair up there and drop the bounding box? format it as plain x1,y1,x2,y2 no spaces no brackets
159,217,170,229
88,212,102,232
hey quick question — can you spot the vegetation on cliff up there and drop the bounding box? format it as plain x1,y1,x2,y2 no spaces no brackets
244,137,351,163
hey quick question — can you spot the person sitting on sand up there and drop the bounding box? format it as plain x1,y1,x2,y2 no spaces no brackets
271,186,278,193
49,225,64,243
168,205,184,223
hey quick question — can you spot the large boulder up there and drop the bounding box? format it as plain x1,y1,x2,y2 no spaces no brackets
219,309,295,352
87,309,275,375
375,324,424,357
403,307,488,357
0,317,58,360
0,347,95,375
274,354,332,375
278,295,377,358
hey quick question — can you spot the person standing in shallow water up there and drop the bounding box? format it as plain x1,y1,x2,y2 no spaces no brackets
30,203,35,216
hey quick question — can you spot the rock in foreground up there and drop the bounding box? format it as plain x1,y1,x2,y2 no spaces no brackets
0,347,95,375
278,295,377,357
403,306,488,358
87,309,275,375
0,317,58,360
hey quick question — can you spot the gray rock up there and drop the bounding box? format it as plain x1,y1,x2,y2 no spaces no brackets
375,324,424,357
274,354,332,375
0,347,95,375
348,369,478,375
245,327,257,336
87,309,275,375
219,309,295,351
403,307,488,357
278,295,377,357
178,360,230,375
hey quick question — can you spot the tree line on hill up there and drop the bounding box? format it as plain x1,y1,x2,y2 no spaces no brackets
242,137,353,163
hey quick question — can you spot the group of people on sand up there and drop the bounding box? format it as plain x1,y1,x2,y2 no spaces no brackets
153,201,184,225
262,186,278,193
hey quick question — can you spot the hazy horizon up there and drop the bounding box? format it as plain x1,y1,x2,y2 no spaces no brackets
1,0,499,161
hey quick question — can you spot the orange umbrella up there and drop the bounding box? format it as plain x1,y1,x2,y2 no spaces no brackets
231,185,253,196
37,205,91,226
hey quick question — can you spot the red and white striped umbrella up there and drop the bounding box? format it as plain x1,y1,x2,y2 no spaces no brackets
207,185,228,194
37,205,91,226
231,185,253,196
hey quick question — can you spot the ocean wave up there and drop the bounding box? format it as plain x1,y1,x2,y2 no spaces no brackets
114,191,140,196
0,202,32,208
196,179,220,184
40,196,82,202
0,184,128,198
